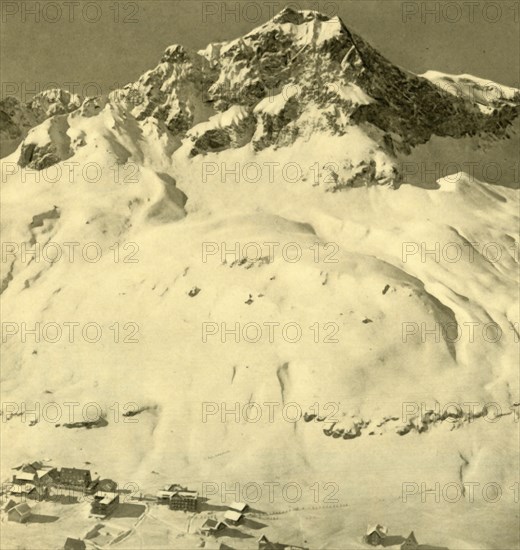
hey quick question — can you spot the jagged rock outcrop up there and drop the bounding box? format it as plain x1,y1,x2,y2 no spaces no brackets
186,105,255,156
17,115,73,170
0,89,82,143
110,44,216,135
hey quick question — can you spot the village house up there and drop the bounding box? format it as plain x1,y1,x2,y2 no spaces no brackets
229,501,248,513
1,499,17,515
365,524,388,546
12,461,43,474
90,491,119,518
64,538,87,550
58,467,93,491
10,464,56,500
224,509,244,526
401,531,419,550
12,461,57,481
7,502,32,523
200,518,227,536
36,466,58,485
169,489,198,511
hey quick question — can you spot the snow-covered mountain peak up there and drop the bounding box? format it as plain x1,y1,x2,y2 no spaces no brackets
244,6,345,47
3,8,519,189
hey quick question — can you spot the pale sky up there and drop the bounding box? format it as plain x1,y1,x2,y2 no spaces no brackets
1,0,519,102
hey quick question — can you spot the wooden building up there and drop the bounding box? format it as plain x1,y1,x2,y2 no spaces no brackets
365,524,388,546
229,501,248,513
224,509,243,526
200,518,227,536
58,468,92,490
90,491,119,518
7,503,31,523
401,531,418,550
169,490,198,511
1,499,17,514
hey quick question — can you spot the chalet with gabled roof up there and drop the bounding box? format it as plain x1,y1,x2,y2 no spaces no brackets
365,524,388,546
200,518,226,536
90,491,119,518
58,467,92,489
7,502,31,523
224,509,243,526
401,531,418,550
1,499,17,514
229,501,248,513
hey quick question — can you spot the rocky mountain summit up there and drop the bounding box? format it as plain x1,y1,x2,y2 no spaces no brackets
3,8,519,186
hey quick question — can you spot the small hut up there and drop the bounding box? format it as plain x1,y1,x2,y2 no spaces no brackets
7,503,31,523
228,501,248,513
401,531,418,550
364,524,388,546
224,510,243,526
200,518,226,536
90,491,119,518
1,499,17,514
64,538,87,550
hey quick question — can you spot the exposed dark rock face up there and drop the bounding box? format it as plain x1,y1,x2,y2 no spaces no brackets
112,44,216,136
17,116,73,170
19,142,61,170
1,89,82,143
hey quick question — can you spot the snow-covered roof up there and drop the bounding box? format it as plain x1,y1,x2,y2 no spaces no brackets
14,472,36,481
1,499,16,512
176,490,198,498
10,503,31,517
229,501,248,512
201,518,225,530
404,531,418,543
366,524,388,536
224,510,243,522
94,491,118,504
156,490,175,498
